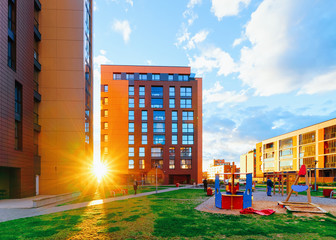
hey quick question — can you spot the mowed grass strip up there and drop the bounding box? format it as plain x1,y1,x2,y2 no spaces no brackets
0,189,335,239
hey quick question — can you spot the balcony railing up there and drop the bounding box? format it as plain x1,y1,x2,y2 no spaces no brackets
34,49,41,71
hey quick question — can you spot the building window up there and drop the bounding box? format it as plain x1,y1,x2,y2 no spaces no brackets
152,74,160,81
126,73,134,80
102,85,108,92
129,98,134,108
181,147,192,157
153,135,165,145
129,160,134,169
129,110,134,120
129,135,134,145
182,123,194,133
129,86,134,96
182,111,193,121
142,123,147,133
102,122,108,130
153,111,165,121
139,159,145,169
151,86,163,97
129,147,134,157
139,86,145,96
172,135,178,145
139,74,147,80
151,147,163,157
139,98,145,108
129,122,134,132
152,160,163,169
169,160,175,169
142,135,147,144
181,87,192,97
153,123,165,133
139,147,145,157
169,99,175,108
169,147,175,157
103,135,108,142
182,135,194,145
113,73,121,80
102,109,108,117
142,111,147,121
15,81,22,150
168,75,174,81
178,75,189,81
172,123,178,133
172,111,178,121
103,147,108,154
181,159,191,169
151,98,163,108
180,99,192,108
169,87,175,97
102,97,108,105
8,0,16,70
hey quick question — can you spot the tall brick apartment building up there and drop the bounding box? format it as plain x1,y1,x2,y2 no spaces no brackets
101,65,202,184
0,0,93,198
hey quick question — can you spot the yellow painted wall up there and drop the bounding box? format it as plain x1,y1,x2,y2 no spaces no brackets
292,136,298,170
255,142,263,178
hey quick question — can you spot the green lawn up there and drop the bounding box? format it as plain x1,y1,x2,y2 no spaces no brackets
1,189,335,239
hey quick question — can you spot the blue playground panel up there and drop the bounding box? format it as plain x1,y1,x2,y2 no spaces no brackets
291,185,309,192
215,175,222,208
243,173,252,209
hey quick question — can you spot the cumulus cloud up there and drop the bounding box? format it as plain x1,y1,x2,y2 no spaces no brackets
211,0,251,19
112,20,131,43
184,30,209,50
187,0,202,9
239,0,336,96
188,47,238,76
203,81,248,107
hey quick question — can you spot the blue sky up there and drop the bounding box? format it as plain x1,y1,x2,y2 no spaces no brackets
93,0,336,170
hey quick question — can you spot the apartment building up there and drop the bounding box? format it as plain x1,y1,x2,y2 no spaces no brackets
206,160,239,180
0,0,93,198
101,65,202,184
240,149,256,178
256,118,336,180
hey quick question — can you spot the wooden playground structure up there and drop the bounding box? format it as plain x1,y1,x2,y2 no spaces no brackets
278,165,326,214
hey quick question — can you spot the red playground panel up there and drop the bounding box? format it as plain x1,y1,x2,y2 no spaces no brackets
222,195,243,209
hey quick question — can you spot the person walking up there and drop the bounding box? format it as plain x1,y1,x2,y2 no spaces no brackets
203,179,208,192
266,178,273,196
133,179,138,195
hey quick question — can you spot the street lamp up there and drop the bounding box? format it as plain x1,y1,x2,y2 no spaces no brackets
314,159,318,192
155,163,158,194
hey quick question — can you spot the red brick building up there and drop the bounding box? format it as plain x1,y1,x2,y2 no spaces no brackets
0,0,93,198
101,65,202,184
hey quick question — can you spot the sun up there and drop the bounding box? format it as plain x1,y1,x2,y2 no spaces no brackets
93,161,108,183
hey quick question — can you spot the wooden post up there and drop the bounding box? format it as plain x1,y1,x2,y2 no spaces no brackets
285,174,300,202
305,172,311,203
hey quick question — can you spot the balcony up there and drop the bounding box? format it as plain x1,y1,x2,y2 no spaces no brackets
34,112,41,132
34,0,41,11
34,90,41,102
34,49,41,71
34,19,41,41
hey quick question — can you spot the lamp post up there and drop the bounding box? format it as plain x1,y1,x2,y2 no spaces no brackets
314,159,318,192
155,163,158,194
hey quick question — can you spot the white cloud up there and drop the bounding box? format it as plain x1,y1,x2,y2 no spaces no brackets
187,0,202,9
271,119,285,130
211,0,251,19
188,47,237,76
238,0,336,96
184,30,209,50
93,1,98,11
99,50,106,55
125,0,133,6
146,60,152,65
175,25,190,47
112,20,131,43
203,81,248,107
183,9,199,26
298,69,336,95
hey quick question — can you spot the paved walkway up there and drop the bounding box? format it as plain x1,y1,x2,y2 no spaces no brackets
0,186,192,223
0,195,56,209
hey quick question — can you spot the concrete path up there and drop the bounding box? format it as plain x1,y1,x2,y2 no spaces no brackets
0,186,192,223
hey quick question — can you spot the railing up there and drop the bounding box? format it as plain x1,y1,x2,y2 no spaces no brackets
34,112,39,125
34,18,39,30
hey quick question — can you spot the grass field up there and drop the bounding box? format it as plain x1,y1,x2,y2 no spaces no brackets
1,189,335,239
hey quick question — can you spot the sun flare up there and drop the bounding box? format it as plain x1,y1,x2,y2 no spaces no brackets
93,161,108,183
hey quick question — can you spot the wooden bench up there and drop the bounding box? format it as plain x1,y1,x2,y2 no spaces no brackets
110,188,128,197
